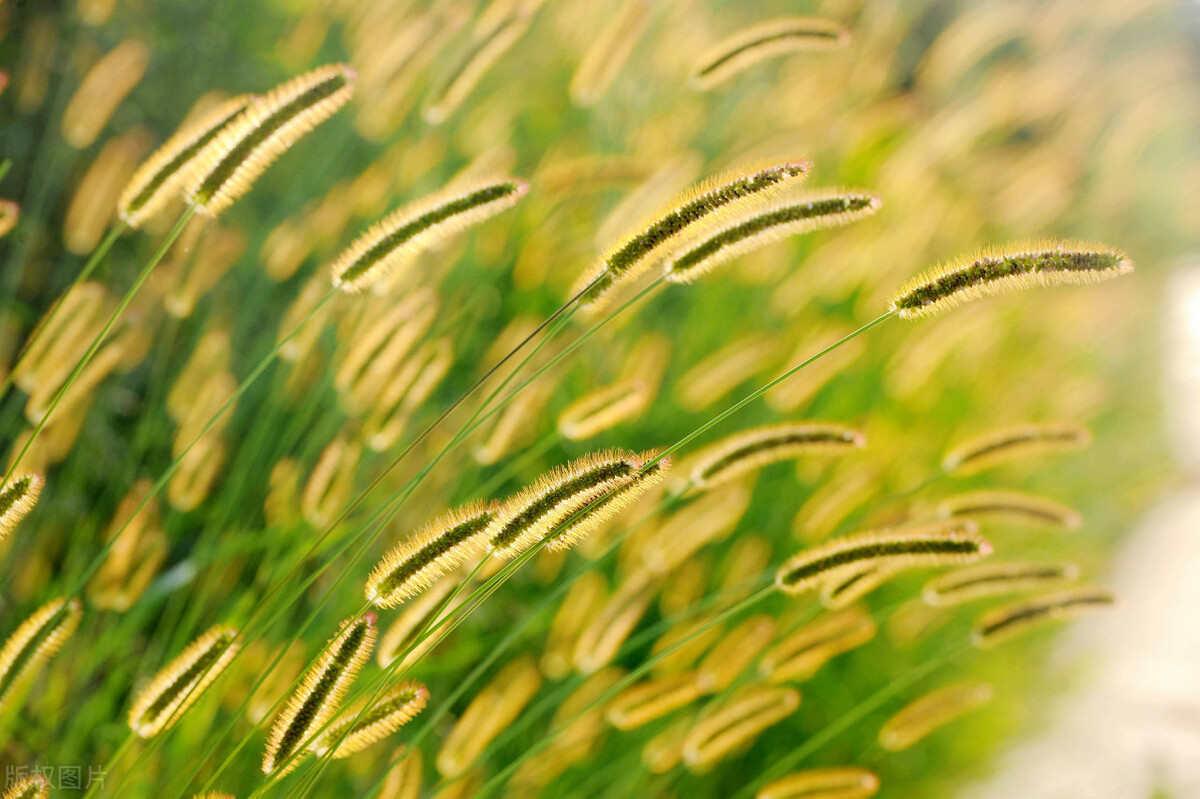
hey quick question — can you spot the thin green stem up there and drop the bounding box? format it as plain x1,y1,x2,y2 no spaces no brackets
3,214,183,484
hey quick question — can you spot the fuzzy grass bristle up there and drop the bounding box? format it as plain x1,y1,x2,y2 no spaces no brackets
924,561,1080,607
937,490,1082,530
0,597,82,712
756,767,880,799
330,177,528,293
187,63,355,217
775,520,991,595
691,17,850,90
571,159,811,313
0,473,44,543
263,613,376,776
365,502,498,608
759,608,876,684
665,190,882,284
486,449,666,558
942,422,1092,475
310,680,429,759
972,586,1114,649
681,684,801,772
686,422,865,491
128,624,240,738
819,563,895,609
1,774,50,799
889,241,1133,320
118,94,253,228
877,680,995,751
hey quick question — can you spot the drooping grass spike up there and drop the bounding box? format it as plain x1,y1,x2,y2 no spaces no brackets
889,241,1133,319
330,177,528,293
1,774,50,799
756,767,880,799
877,680,995,751
942,422,1092,475
691,17,850,90
681,684,801,772
309,680,429,759
684,421,864,491
187,63,356,217
664,190,882,283
923,561,1081,607
0,473,44,544
263,613,376,776
128,625,240,738
118,94,254,228
365,501,499,608
486,449,667,558
570,159,811,313
971,586,1114,648
775,520,991,595
0,597,82,712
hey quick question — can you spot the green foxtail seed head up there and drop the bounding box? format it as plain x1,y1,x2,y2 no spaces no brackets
187,63,355,217
971,586,1114,649
365,502,499,609
331,177,528,293
1,774,50,799
696,615,776,693
485,449,668,558
0,597,82,713
942,422,1092,475
758,608,876,684
681,684,800,772
756,767,881,799
936,489,1082,530
877,680,995,751
690,17,850,90
923,560,1081,607
263,613,376,776
664,190,882,284
118,94,253,228
570,159,811,313
685,422,865,491
889,241,1133,319
0,473,44,543
128,625,240,738
309,680,429,759
606,672,707,731
775,520,991,595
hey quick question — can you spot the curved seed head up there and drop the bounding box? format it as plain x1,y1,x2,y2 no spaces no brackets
571,159,810,313
0,597,83,712
924,561,1080,607
972,586,1114,648
263,613,376,776
365,502,499,608
310,680,430,759
775,520,991,595
2,774,51,799
664,190,882,284
942,422,1091,475
878,680,995,751
118,94,254,228
756,766,880,799
0,473,44,543
691,16,850,89
681,684,800,772
331,178,528,293
890,241,1133,320
686,422,865,491
188,63,356,217
128,625,240,738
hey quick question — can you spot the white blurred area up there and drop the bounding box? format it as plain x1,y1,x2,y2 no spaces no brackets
965,268,1200,799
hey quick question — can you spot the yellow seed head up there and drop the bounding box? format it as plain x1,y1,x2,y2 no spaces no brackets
129,625,240,738
878,680,995,751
